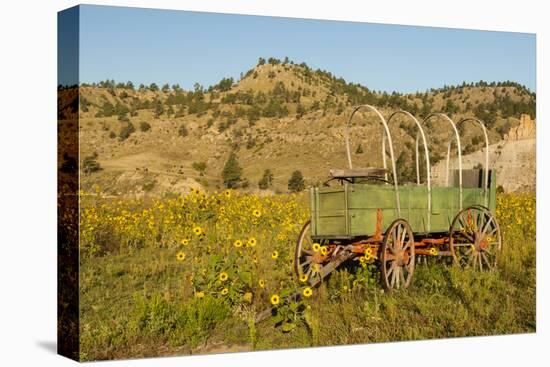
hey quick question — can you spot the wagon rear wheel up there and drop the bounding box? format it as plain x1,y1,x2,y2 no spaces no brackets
450,206,502,270
380,219,415,290
294,220,329,283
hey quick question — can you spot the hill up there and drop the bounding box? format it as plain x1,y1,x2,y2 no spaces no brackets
75,57,536,196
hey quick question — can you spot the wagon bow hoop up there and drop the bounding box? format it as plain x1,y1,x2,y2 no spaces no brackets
456,117,490,207
344,104,400,215
422,113,463,210
387,110,432,231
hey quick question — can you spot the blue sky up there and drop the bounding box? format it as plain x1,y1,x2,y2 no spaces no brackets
73,5,536,93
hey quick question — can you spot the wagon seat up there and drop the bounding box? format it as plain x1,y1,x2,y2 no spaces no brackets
328,167,388,184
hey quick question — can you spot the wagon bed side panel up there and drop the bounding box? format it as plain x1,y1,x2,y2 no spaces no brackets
311,187,348,237
348,185,398,236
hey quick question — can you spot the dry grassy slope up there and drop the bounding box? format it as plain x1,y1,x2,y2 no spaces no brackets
78,63,534,196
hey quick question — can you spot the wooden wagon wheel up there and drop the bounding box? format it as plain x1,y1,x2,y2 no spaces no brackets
294,220,330,283
380,219,415,290
450,206,502,270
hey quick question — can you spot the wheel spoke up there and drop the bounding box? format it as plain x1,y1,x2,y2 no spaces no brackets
481,216,494,236
481,252,493,270
399,268,406,286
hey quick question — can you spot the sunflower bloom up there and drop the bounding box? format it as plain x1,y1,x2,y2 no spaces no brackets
258,279,265,288
176,251,186,261
320,246,328,256
270,294,280,305
221,288,229,295
312,243,321,252
180,238,189,246
219,272,229,282
271,250,279,260
243,292,253,303
234,239,243,248
224,189,232,198
193,226,203,236
247,237,257,247
303,287,313,298
299,274,308,283
252,209,261,218
429,247,438,256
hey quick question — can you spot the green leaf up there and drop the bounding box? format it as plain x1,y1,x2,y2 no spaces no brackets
272,314,284,325
282,322,296,332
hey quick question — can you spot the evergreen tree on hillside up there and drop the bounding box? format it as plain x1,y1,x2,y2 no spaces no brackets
288,170,305,192
222,152,243,188
258,169,274,190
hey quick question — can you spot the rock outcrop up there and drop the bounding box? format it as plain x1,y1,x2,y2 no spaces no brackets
505,114,536,141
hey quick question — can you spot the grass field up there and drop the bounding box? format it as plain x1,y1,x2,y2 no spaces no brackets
79,191,535,361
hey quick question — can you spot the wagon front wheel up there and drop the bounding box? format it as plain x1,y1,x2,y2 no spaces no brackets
294,220,328,283
380,219,415,290
450,206,502,270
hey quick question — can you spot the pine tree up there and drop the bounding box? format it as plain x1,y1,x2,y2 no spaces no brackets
258,169,274,189
288,170,305,192
222,152,243,188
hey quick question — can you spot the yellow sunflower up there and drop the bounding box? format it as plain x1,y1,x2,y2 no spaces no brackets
299,274,309,283
221,288,229,296
252,209,262,218
320,246,328,256
243,292,253,303
193,226,203,236
312,243,321,252
219,272,229,282
247,237,257,247
271,250,279,260
258,279,265,288
429,247,438,256
180,238,189,246
224,189,232,198
270,294,280,305
195,291,205,299
303,287,313,298
176,251,186,261
234,239,243,248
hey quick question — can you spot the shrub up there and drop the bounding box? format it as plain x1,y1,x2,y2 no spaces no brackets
119,122,135,141
139,121,151,132
142,180,156,192
288,170,305,192
258,169,274,190
178,124,188,137
82,152,102,174
192,161,207,176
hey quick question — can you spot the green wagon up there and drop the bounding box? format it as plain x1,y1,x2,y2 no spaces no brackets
294,105,502,290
